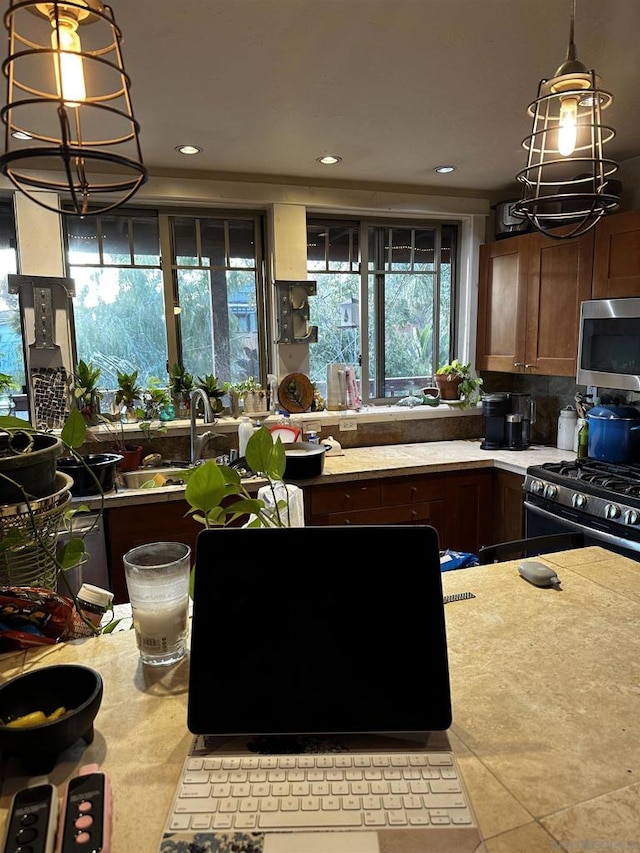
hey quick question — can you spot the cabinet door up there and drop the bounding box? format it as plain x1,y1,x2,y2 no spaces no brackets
106,503,202,604
525,230,594,376
592,209,640,298
476,237,529,372
491,470,524,545
443,470,493,555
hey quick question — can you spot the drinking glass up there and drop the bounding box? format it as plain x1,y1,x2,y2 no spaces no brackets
123,541,191,667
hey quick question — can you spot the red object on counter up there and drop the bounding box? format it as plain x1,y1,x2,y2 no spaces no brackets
269,425,301,443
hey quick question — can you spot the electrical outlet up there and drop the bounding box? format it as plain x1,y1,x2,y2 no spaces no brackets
302,420,322,434
339,419,357,432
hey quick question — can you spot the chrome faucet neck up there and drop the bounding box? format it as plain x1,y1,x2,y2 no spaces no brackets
189,388,216,464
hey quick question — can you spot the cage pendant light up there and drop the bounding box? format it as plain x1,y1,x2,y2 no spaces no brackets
512,0,619,240
0,0,147,217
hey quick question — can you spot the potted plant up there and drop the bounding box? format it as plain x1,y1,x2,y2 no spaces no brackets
143,377,173,421
72,360,102,426
95,414,143,472
435,359,483,407
0,371,18,416
115,370,143,423
233,377,267,415
181,426,294,532
0,408,119,635
0,419,64,505
196,374,230,416
168,363,194,418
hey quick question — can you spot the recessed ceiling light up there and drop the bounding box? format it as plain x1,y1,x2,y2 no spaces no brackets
434,165,456,174
316,155,342,165
11,130,32,140
176,145,202,155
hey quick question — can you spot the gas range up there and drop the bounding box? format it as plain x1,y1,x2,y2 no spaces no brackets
525,458,640,532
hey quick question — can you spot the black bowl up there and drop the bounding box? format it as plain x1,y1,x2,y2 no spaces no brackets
57,453,123,496
0,664,103,773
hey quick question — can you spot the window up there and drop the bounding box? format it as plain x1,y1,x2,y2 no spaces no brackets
307,218,457,402
67,209,267,395
169,214,266,385
67,210,165,391
0,202,24,390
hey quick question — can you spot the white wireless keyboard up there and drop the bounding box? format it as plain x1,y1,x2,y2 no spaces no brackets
167,751,476,833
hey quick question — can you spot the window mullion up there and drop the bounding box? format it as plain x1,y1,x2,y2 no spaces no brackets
433,227,442,374
358,220,369,404
376,227,387,397
159,213,180,370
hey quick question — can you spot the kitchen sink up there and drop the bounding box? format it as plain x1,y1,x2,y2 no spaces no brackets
120,466,190,490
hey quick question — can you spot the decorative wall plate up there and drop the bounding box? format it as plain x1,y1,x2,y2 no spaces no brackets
278,373,314,413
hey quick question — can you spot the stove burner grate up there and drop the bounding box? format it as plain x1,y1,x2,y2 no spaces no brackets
530,458,640,501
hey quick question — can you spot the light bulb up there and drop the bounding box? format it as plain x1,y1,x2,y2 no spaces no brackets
558,95,579,157
51,18,86,107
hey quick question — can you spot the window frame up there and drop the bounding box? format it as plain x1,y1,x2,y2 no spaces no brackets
65,206,271,391
307,213,460,405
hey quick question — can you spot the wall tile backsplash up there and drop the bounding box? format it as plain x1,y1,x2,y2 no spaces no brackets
480,372,640,447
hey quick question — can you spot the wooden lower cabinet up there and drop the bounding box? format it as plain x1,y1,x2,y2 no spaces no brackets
442,470,493,554
304,469,493,556
491,470,525,546
106,502,202,604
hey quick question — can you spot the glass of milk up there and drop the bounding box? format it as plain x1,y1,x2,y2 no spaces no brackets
123,542,191,666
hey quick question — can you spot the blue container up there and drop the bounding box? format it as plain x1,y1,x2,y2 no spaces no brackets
587,405,640,464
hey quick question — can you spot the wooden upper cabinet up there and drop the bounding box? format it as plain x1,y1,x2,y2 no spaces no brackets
476,235,530,372
525,229,594,376
477,229,593,376
592,209,640,298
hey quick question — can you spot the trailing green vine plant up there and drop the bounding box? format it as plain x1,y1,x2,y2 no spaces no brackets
181,426,290,529
0,408,120,635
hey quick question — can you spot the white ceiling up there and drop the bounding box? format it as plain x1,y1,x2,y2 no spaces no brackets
9,0,640,201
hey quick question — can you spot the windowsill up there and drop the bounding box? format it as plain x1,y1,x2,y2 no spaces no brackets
62,402,481,440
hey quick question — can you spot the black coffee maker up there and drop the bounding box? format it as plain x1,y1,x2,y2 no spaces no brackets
481,392,534,451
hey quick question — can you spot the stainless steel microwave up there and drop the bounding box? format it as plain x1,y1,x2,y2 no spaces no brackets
577,298,640,391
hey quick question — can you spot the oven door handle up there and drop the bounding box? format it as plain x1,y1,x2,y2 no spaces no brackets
524,500,640,555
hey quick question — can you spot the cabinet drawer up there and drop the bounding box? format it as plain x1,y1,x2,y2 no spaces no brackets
309,481,382,515
312,500,445,528
381,475,445,505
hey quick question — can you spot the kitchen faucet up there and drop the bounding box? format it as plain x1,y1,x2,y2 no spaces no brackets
189,388,218,465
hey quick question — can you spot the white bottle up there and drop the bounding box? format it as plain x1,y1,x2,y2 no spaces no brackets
238,417,254,457
557,408,577,451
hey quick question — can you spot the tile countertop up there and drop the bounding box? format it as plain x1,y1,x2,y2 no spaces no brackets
1,546,639,853
85,440,573,509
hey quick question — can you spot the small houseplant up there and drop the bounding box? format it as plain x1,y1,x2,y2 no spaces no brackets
72,360,102,426
143,377,173,421
197,374,230,416
0,371,18,416
168,363,194,418
233,377,267,415
115,370,143,423
435,359,483,407
94,414,143,472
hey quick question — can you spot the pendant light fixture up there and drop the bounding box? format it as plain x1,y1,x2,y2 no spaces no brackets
512,0,619,239
0,0,147,217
